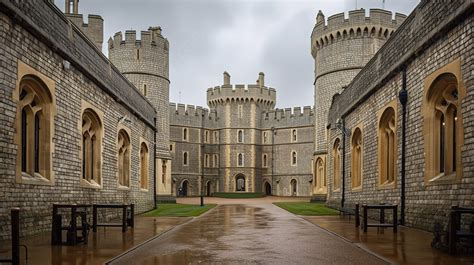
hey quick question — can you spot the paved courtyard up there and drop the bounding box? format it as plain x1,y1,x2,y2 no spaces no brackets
108,199,387,264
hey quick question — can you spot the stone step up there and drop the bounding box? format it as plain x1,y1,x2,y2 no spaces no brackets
310,194,327,203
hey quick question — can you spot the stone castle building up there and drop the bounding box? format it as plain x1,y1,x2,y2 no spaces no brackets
0,0,472,240
169,73,314,196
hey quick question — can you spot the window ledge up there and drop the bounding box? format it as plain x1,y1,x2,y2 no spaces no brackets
117,185,131,190
80,179,101,189
20,172,53,186
140,188,149,192
351,186,363,192
377,182,396,190
428,172,457,185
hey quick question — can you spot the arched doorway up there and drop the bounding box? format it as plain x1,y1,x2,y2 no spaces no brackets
206,181,212,196
236,174,246,192
290,179,297,196
264,182,272,195
181,180,189,196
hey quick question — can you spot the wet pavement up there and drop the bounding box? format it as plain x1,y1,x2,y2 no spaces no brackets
109,203,387,265
0,216,191,265
304,215,474,265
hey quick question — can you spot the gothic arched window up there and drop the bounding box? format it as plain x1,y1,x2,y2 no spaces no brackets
351,127,362,189
140,142,149,189
117,129,131,187
378,106,396,186
82,109,102,186
333,138,341,190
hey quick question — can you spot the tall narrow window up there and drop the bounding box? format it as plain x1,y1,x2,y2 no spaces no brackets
292,129,297,142
214,131,219,143
136,49,140,60
263,154,268,167
263,132,268,143
162,160,167,184
378,106,396,186
140,143,149,189
238,153,244,167
143,84,147,97
238,105,243,118
183,152,188,165
82,109,102,186
291,151,297,166
238,130,244,143
213,154,218,168
18,76,54,180
333,139,341,190
183,128,188,141
351,127,362,189
205,131,209,143
423,71,463,183
118,130,131,187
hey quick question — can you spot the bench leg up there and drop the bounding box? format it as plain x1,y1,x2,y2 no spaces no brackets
363,206,368,233
393,207,397,233
355,204,360,228
122,206,127,233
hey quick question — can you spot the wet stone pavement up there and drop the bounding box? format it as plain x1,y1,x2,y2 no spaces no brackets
109,204,387,264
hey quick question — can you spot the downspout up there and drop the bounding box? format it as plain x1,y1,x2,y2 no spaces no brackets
398,68,408,225
341,119,346,209
271,127,275,195
153,117,157,209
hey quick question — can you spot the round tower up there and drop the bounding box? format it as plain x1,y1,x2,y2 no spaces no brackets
310,9,406,195
207,72,276,193
108,27,172,197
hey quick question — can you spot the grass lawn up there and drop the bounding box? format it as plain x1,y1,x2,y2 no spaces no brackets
212,192,265,198
273,202,338,216
143,204,217,217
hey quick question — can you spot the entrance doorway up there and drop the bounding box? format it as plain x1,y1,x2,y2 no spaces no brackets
264,182,272,195
236,175,246,192
206,181,212,196
290,179,297,196
181,180,189,196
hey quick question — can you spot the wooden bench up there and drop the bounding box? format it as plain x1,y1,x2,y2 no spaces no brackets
448,206,474,255
362,204,397,233
51,204,91,245
339,204,361,227
0,208,21,265
92,204,134,233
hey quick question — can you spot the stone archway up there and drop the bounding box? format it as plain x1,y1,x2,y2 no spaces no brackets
206,181,212,196
181,180,189,196
290,179,297,196
235,174,246,192
264,182,272,195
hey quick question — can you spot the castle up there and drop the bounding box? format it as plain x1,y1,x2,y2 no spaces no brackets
0,0,472,241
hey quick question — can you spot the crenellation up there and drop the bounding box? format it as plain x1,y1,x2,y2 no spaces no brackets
125,30,136,44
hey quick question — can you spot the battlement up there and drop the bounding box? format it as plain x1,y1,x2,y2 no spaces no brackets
263,106,313,120
311,9,406,54
207,72,276,107
65,13,103,50
169,103,218,121
108,27,168,50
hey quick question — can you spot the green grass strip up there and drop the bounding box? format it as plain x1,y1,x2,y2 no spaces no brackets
273,202,338,216
143,204,217,217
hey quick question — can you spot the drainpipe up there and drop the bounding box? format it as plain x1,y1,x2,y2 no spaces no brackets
271,127,276,195
153,117,157,209
398,68,408,225
200,113,205,206
341,119,346,209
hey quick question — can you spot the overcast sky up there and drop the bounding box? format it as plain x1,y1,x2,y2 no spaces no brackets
57,0,419,108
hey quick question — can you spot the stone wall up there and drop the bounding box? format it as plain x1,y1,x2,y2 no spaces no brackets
0,0,156,240
326,0,473,230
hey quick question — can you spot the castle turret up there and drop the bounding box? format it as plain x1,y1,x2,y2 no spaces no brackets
108,26,171,198
310,8,406,196
64,0,103,50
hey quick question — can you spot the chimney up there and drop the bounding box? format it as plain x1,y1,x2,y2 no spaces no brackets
258,72,265,87
223,71,231,85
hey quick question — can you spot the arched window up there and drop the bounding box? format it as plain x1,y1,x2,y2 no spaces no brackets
263,132,268,143
205,154,210,167
292,129,297,142
378,106,396,186
238,153,244,167
183,128,188,141
213,154,218,167
351,127,362,189
143,84,147,97
183,152,188,166
291,151,297,166
263,154,268,167
333,139,341,190
205,130,209,143
18,76,54,181
82,109,102,186
140,143,149,189
214,131,219,143
238,130,244,143
117,130,131,187
314,158,325,190
423,71,464,182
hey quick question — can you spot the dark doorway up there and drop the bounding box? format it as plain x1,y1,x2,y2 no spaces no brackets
236,175,245,192
206,181,212,196
264,182,272,195
290,179,297,196
182,180,189,196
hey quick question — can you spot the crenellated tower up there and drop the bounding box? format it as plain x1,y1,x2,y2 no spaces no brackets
311,8,406,196
64,0,104,50
108,27,172,198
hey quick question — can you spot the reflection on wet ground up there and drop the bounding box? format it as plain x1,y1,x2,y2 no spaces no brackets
0,216,190,265
109,204,386,265
304,216,474,265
